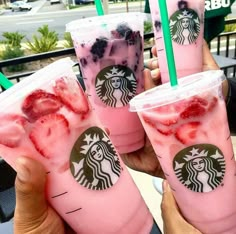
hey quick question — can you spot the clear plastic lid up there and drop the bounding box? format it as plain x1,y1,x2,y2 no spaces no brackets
129,70,225,112
66,12,148,41
0,57,75,109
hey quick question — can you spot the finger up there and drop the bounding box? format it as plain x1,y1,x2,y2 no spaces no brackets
144,69,156,90
14,156,47,222
150,69,161,85
151,45,157,57
161,180,183,229
144,58,159,70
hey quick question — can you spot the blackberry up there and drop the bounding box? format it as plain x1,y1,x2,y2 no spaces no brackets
116,23,133,40
121,60,128,66
178,0,188,10
80,58,87,67
154,20,162,32
90,37,108,60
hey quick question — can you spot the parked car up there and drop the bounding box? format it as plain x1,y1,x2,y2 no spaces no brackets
75,0,94,4
50,0,61,5
11,1,32,11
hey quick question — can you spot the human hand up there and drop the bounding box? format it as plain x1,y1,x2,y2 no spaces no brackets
14,156,74,234
121,69,164,178
161,180,202,234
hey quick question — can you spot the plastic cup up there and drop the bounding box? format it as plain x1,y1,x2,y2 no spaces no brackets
66,13,146,154
149,0,205,83
130,70,236,234
0,58,154,234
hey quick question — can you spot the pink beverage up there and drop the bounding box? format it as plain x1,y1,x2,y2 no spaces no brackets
130,70,236,234
66,13,145,154
149,0,204,83
0,58,153,233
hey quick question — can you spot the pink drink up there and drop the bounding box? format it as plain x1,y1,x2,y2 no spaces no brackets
66,13,145,154
130,70,236,234
149,0,204,83
0,58,153,233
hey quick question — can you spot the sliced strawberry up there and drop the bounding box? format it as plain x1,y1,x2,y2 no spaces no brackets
156,127,173,136
29,113,70,158
22,89,62,121
180,103,206,119
208,96,218,112
142,114,173,135
142,104,180,127
180,96,207,119
53,77,89,115
0,114,28,148
175,122,201,145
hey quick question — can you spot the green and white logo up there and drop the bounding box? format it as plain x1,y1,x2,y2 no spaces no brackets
170,8,200,45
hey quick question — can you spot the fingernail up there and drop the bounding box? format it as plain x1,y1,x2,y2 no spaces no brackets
162,180,170,193
15,157,31,182
151,69,158,78
151,60,158,68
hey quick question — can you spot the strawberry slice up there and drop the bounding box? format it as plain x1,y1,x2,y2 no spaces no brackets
142,114,173,136
180,97,207,119
22,89,62,121
208,96,218,112
0,114,28,148
175,122,201,145
53,77,89,115
142,104,180,127
29,113,70,158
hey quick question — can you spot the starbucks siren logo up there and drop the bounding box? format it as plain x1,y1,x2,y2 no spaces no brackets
173,144,225,193
95,65,137,108
70,127,121,190
170,8,200,45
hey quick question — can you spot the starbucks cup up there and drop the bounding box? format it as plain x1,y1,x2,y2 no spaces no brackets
0,58,154,234
130,70,236,234
66,13,146,154
149,0,205,83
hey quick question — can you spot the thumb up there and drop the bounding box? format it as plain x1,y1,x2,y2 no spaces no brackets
161,180,184,234
161,180,180,222
14,156,48,226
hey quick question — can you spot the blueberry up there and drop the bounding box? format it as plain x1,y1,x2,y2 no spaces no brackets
178,0,188,9
90,37,108,60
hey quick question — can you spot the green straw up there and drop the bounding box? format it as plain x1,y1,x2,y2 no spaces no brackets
94,0,104,16
0,72,13,89
158,0,178,87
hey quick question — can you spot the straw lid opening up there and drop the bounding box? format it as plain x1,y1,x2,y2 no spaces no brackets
129,70,225,112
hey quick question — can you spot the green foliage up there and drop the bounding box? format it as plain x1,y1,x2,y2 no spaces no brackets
63,32,74,48
144,21,153,34
224,23,236,32
1,46,25,72
27,25,59,53
224,17,236,32
1,32,25,48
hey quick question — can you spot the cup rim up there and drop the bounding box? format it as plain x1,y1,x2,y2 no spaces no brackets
129,70,225,112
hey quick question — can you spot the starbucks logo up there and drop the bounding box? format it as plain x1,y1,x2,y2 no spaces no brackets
173,144,225,193
95,65,137,108
70,127,121,190
170,8,200,45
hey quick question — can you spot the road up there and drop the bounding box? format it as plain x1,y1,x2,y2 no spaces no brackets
0,0,235,41
0,1,145,41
